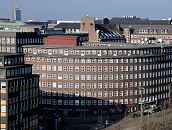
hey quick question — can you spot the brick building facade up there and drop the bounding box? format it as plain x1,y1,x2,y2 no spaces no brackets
44,33,89,46
23,42,172,116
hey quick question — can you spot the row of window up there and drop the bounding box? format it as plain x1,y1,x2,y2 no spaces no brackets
26,55,172,64
41,90,169,97
138,29,168,34
9,87,38,98
17,38,43,45
24,47,163,57
9,118,38,130
8,98,38,111
131,38,172,44
8,77,39,88
4,56,24,66
39,72,171,81
6,66,32,78
34,64,172,72
0,46,16,53
0,37,15,44
40,81,170,90
41,93,168,105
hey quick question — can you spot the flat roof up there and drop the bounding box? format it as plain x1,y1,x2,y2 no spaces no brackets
46,33,88,37
23,42,172,50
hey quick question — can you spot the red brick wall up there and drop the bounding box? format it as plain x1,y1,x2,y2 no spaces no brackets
44,36,78,46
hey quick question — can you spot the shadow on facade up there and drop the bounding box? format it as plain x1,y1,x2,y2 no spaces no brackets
38,91,128,130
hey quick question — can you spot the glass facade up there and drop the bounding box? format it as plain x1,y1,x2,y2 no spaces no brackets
15,8,21,21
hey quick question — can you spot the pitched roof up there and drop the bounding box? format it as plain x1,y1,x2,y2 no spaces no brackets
110,17,171,25
54,23,80,29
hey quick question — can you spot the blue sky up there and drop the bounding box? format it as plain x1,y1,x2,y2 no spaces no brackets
0,0,171,21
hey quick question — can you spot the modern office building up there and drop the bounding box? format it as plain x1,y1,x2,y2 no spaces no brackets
0,52,39,130
0,32,43,53
23,42,172,116
13,7,21,21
